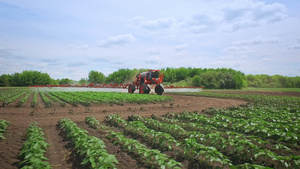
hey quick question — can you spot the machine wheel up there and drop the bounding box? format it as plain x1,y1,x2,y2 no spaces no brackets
145,85,151,94
128,84,135,93
139,83,149,94
155,84,164,95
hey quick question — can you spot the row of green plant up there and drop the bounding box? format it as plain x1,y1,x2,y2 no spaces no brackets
39,91,52,107
0,119,10,139
131,115,234,168
158,113,298,168
85,116,182,169
205,107,298,127
174,111,299,145
1,88,30,107
155,114,292,157
44,92,66,107
18,122,51,169
48,91,172,106
58,118,119,168
49,92,90,106
31,89,38,107
105,114,178,151
17,90,32,107
0,88,172,108
171,92,300,144
0,88,29,102
106,114,277,169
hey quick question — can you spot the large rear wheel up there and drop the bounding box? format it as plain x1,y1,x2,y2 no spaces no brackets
139,83,149,94
155,84,164,95
128,84,135,93
145,85,150,94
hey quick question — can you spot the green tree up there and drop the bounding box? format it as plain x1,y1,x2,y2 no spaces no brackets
105,69,139,84
88,71,105,84
161,67,176,82
59,78,73,85
79,78,89,84
192,75,202,87
175,67,189,81
0,74,12,86
200,71,220,89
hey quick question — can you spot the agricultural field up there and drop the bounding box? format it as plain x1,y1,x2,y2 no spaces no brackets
0,87,299,168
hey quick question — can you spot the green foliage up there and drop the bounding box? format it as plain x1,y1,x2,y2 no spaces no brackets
0,119,10,139
17,90,32,107
86,116,182,169
169,92,300,168
88,71,105,84
105,68,144,84
48,91,172,106
0,71,52,87
59,78,73,85
1,88,30,107
31,89,38,108
106,114,178,151
246,74,300,88
161,67,246,89
78,78,89,84
58,118,118,168
18,122,51,169
192,75,202,87
0,74,12,86
39,91,52,107
129,115,233,168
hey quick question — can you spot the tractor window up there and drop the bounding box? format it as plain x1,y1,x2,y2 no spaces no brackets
149,71,159,78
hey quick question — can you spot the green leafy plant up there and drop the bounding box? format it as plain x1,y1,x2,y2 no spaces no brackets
18,122,51,169
86,116,182,169
31,89,38,108
17,90,32,107
58,118,118,168
0,119,10,139
39,91,52,107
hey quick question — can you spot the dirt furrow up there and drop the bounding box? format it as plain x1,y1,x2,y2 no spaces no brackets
0,123,27,169
43,125,71,169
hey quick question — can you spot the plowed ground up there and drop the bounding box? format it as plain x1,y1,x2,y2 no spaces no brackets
0,93,248,169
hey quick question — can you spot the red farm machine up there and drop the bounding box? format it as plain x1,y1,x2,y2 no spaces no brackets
128,69,164,95
29,69,203,94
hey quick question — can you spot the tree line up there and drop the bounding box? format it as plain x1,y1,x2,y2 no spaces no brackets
0,69,299,89
246,74,300,88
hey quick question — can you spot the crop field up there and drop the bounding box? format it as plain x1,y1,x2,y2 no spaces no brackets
0,87,299,168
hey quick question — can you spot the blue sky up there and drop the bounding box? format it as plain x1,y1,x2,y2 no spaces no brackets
0,0,299,80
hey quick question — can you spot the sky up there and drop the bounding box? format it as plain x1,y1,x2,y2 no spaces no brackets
0,0,299,80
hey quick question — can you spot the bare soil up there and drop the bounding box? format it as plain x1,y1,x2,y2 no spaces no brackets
0,94,249,169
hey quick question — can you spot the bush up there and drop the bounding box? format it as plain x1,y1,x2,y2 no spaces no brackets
192,75,202,87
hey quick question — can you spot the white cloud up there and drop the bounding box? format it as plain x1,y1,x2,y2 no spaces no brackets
67,61,88,67
288,44,300,50
141,17,177,30
68,44,89,50
209,59,247,69
0,0,299,78
129,16,177,30
234,37,280,46
148,49,161,55
174,43,189,51
259,57,274,63
224,46,246,53
98,34,136,47
221,0,287,31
